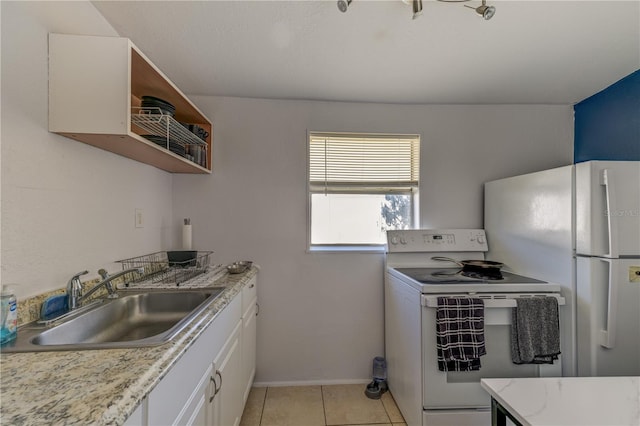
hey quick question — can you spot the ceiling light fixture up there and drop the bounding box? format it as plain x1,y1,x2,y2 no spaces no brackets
339,0,495,21
465,0,496,20
412,0,423,19
337,0,351,13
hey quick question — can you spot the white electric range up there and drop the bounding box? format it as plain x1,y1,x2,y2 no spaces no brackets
384,229,565,426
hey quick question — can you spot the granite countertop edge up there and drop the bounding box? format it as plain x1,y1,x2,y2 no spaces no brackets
0,268,257,426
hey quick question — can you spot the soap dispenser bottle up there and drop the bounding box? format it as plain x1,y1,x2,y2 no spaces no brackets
1,285,18,345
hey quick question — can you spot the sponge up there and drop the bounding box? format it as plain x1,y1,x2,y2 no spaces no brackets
40,294,68,320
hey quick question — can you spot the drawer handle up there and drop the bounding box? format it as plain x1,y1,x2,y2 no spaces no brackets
208,370,222,403
256,303,260,317
209,375,217,403
214,370,222,395
209,376,218,403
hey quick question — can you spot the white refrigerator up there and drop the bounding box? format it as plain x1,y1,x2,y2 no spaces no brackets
484,160,640,377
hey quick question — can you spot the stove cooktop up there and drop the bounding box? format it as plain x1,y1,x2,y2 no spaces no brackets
393,267,546,284
387,266,563,294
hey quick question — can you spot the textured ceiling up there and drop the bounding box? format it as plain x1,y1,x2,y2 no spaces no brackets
92,0,640,104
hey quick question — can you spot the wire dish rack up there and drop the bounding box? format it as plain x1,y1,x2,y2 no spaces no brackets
130,107,208,147
116,251,214,286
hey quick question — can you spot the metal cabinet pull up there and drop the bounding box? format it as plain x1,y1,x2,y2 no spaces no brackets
209,375,217,403
214,370,222,395
209,370,222,402
256,303,260,316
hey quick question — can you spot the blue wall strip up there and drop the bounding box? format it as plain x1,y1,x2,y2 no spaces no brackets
574,69,640,163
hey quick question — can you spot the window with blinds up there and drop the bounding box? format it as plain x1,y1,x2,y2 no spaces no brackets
309,133,420,194
308,132,420,247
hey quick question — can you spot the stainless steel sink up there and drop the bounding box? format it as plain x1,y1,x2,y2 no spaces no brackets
1,288,224,352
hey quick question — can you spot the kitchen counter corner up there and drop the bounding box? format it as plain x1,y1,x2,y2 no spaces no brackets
481,376,640,426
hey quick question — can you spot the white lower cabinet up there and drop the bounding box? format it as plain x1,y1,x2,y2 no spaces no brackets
135,277,258,426
147,307,225,426
210,321,243,426
241,277,258,403
211,275,258,426
175,363,212,426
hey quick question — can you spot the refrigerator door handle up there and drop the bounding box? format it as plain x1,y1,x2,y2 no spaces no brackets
601,169,619,258
599,258,618,349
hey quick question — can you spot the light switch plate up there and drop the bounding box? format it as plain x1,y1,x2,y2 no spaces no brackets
629,266,640,283
135,208,144,228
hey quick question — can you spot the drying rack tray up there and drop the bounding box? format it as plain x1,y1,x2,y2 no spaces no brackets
116,251,214,286
131,108,208,147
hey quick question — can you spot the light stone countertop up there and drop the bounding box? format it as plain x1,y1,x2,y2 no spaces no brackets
0,267,258,426
481,377,640,426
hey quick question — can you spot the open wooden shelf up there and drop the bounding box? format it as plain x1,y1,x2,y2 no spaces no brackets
49,33,212,174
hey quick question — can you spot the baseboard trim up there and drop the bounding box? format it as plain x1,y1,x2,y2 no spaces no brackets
252,378,370,387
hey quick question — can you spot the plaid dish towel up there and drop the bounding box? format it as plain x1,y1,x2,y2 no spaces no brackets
436,297,486,371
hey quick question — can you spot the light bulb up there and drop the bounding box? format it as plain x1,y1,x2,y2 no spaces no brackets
337,0,351,13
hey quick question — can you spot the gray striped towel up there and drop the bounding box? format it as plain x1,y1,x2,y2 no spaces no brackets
436,297,486,371
511,296,561,364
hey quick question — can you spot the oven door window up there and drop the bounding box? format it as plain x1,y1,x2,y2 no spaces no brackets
421,304,562,409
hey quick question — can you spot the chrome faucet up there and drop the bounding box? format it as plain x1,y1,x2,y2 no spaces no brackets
68,267,144,310
66,270,89,311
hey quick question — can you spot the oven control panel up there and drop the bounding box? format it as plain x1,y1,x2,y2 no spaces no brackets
386,229,488,252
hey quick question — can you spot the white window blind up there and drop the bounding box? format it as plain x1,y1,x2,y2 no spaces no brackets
309,132,420,194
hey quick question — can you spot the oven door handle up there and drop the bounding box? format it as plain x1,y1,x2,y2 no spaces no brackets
422,295,565,308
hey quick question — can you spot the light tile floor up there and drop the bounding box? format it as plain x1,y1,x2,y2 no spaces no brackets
240,384,406,426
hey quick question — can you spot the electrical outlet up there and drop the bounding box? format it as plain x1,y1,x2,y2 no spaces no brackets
629,266,640,283
135,208,144,228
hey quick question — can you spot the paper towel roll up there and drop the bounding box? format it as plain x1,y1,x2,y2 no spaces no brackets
182,224,192,250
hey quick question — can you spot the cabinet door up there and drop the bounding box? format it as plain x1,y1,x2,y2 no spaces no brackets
175,363,213,426
147,326,216,425
210,321,243,426
242,300,258,403
148,296,242,425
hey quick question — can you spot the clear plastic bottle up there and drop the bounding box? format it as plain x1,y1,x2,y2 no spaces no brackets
372,356,387,382
1,285,18,345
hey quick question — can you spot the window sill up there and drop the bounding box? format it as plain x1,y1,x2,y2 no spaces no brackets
308,245,386,254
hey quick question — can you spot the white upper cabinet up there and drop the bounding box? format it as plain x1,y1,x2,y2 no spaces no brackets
48,33,212,174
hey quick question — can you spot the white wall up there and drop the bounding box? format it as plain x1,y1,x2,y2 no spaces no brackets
1,0,575,385
1,2,174,298
173,96,574,384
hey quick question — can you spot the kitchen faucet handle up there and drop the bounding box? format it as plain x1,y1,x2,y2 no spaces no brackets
66,270,89,310
97,268,116,297
67,270,89,292
68,270,89,285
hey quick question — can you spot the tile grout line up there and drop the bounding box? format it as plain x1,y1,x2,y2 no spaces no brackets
380,393,392,425
381,392,405,425
250,385,402,426
259,387,268,426
379,391,393,426
320,385,328,426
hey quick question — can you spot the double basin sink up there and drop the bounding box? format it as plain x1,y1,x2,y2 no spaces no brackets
1,288,225,352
